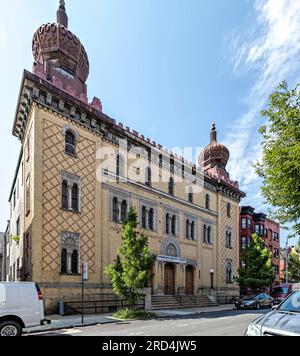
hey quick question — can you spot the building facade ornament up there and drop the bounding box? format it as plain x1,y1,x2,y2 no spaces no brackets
161,236,181,257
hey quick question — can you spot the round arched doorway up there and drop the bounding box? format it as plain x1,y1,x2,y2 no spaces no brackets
164,263,176,295
186,266,194,295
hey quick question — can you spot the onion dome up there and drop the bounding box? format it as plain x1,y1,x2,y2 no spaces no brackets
32,1,89,97
201,123,230,172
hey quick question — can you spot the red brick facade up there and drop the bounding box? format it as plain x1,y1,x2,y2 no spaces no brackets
240,206,280,284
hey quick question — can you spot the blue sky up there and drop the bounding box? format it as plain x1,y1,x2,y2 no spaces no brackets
0,0,299,246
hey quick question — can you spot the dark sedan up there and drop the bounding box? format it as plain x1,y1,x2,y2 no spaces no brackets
245,290,300,336
235,293,274,310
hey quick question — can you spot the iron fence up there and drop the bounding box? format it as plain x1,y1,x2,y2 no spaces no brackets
63,294,146,316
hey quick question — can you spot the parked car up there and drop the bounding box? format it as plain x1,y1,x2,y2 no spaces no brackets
271,283,300,304
245,289,300,336
0,282,50,336
235,293,274,310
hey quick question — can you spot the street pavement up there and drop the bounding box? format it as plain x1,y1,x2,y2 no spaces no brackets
27,309,269,337
24,304,235,334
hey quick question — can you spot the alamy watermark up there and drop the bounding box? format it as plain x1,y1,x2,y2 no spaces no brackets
96,138,207,194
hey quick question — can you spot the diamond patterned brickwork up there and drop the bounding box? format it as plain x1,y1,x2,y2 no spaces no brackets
220,200,239,286
42,118,96,273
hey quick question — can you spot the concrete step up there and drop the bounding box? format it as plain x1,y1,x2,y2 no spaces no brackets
151,304,218,310
151,295,218,310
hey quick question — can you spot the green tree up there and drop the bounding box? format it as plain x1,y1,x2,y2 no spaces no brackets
255,81,300,236
288,241,300,283
105,208,156,309
236,234,274,293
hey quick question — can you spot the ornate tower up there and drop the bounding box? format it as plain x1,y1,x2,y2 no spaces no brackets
200,124,236,185
32,1,89,101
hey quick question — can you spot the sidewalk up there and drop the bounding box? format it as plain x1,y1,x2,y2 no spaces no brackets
24,304,235,334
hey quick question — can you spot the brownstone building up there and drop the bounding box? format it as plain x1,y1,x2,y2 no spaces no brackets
240,206,281,284
7,2,245,312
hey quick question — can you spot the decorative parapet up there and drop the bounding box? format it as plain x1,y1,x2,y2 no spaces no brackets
13,70,246,202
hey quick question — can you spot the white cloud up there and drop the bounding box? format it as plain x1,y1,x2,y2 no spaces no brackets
225,0,300,216
0,24,7,48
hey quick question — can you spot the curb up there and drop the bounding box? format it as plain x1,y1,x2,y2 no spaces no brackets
24,306,235,335
23,319,121,335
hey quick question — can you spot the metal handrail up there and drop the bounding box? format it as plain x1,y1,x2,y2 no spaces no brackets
63,296,146,316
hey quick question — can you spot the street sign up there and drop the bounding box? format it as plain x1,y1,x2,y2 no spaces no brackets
82,262,89,281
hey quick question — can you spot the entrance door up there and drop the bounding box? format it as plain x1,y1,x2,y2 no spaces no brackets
186,266,194,295
164,263,175,295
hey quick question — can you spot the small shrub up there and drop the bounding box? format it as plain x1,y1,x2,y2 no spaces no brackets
113,308,156,320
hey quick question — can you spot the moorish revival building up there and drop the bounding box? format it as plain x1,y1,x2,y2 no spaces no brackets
7,1,245,312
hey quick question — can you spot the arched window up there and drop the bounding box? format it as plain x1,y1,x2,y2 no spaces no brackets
169,177,174,196
166,213,170,234
71,250,78,274
171,215,176,236
61,249,67,274
226,262,233,283
61,172,81,212
71,184,79,212
112,197,118,222
227,203,232,218
186,220,190,239
142,206,147,229
61,232,80,275
203,225,207,243
188,187,193,204
170,157,175,173
226,231,232,248
146,167,152,187
148,208,154,230
116,154,125,182
191,222,195,240
116,154,120,180
205,194,210,210
121,200,128,222
207,226,212,244
192,165,197,176
62,180,68,209
159,154,163,168
65,130,76,156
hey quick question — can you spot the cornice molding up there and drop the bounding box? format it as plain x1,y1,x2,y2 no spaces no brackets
13,71,246,202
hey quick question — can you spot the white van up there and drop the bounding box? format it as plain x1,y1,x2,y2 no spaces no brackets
0,282,50,336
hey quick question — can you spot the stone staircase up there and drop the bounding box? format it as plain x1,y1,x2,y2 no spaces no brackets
151,295,218,310
151,295,181,309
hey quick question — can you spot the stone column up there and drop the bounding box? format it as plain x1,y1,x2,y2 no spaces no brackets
153,261,159,293
67,251,72,274
157,262,164,295
142,288,152,310
193,266,197,295
175,264,182,295
179,265,186,295
67,182,73,209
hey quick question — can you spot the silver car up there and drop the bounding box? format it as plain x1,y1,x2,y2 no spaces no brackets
245,290,300,336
